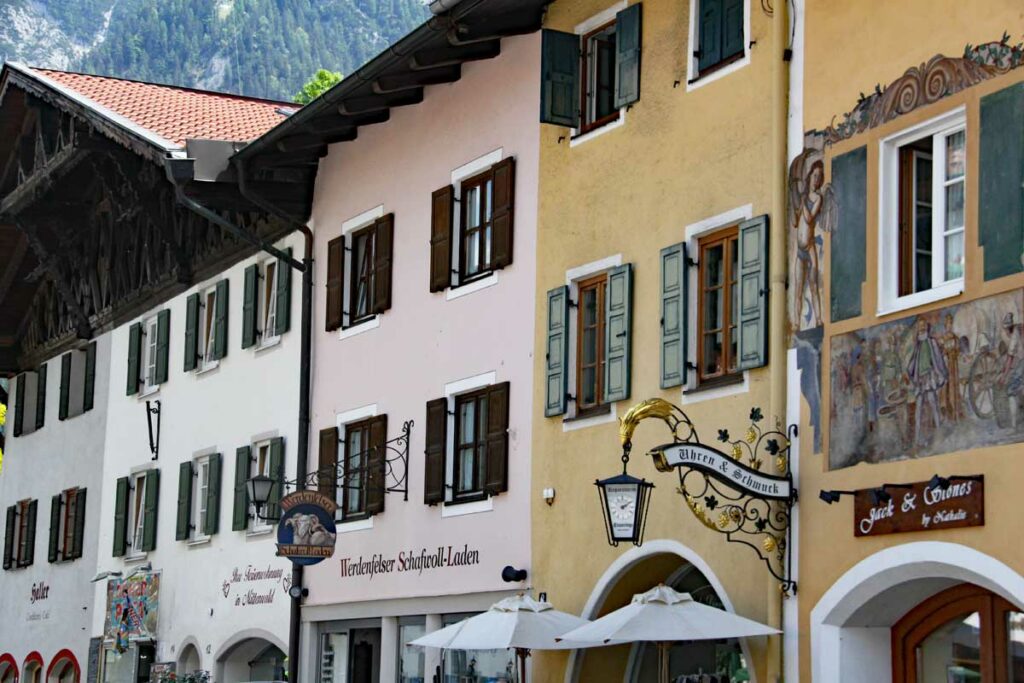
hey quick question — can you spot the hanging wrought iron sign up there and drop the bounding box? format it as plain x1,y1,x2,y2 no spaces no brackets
276,491,338,566
612,399,798,595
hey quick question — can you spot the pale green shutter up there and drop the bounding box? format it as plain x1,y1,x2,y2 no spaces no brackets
112,477,129,557
205,453,222,536
660,243,688,388
213,279,229,360
48,494,61,562
831,147,867,321
83,342,97,412
603,264,633,403
544,286,570,417
155,309,170,385
184,293,200,371
233,447,250,531
242,264,258,349
175,461,192,541
540,30,581,127
722,0,744,61
979,82,1024,281
59,353,71,421
276,248,292,335
737,215,769,370
126,323,142,395
141,469,159,552
614,3,642,109
698,0,723,72
267,438,285,521
34,364,46,430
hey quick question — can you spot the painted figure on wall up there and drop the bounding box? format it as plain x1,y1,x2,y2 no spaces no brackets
788,138,836,335
829,289,1024,469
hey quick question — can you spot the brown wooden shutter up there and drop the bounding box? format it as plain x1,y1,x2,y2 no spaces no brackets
424,398,448,505
318,427,339,498
366,415,388,515
430,186,454,292
484,382,510,495
326,235,345,331
373,214,394,314
490,157,516,270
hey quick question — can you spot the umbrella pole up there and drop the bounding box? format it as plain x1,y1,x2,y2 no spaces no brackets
657,642,669,683
516,647,529,683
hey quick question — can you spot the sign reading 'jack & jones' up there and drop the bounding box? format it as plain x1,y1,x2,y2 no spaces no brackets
854,477,984,537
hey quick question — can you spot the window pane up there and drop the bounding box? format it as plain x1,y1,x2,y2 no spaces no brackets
319,633,348,683
704,244,724,288
466,186,481,229
347,429,363,515
704,287,722,330
915,611,981,683
581,368,596,405
399,624,426,683
703,333,723,376
1008,611,1024,682
458,447,475,492
459,401,475,445
946,181,965,232
444,648,517,681
946,130,966,179
484,180,493,222
945,231,965,281
466,231,480,276
595,32,617,120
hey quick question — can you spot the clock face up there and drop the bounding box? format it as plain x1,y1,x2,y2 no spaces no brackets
606,484,639,538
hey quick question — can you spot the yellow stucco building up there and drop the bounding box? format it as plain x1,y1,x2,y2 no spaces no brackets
790,1,1024,681
530,0,793,679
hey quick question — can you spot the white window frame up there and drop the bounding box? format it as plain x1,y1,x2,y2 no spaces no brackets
198,286,219,373
685,0,752,92
447,150,503,300
336,206,385,340
140,314,161,395
569,2,629,148
877,107,967,317
441,371,496,517
259,257,281,349
190,454,213,543
128,471,149,558
249,439,274,533
334,404,378,533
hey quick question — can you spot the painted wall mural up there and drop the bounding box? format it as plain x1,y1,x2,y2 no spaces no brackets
830,288,1024,469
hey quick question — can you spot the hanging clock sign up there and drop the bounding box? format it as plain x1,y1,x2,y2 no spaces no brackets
650,442,793,501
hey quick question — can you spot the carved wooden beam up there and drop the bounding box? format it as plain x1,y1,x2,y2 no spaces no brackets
410,41,501,70
448,9,543,45
372,65,462,94
337,89,424,115
0,143,92,216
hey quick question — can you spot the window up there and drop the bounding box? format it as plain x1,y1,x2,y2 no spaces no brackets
195,458,210,538
454,389,489,499
128,311,168,395
460,169,495,281
262,259,280,343
3,499,37,569
50,487,86,562
398,621,426,683
176,454,220,543
580,22,620,134
441,613,516,680
201,288,218,370
349,225,377,326
233,437,283,533
695,0,745,77
113,471,158,557
697,227,740,383
130,472,148,555
58,343,97,421
11,368,44,437
341,419,371,520
250,440,273,531
325,214,393,332
576,274,608,414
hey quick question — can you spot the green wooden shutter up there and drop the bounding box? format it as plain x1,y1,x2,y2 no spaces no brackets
614,3,642,109
698,0,722,72
71,489,86,559
155,309,170,385
175,461,193,541
484,382,510,496
126,322,142,395
112,477,129,557
213,279,229,360
242,264,258,349
13,374,25,436
424,398,448,505
59,353,71,421
23,500,37,566
831,146,867,322
318,427,339,499
141,469,159,552
83,342,97,412
366,415,388,516
184,293,200,371
34,364,46,430
737,215,770,370
603,264,633,403
373,217,394,313
326,236,345,330
276,248,292,335
267,438,285,522
491,159,516,270
48,494,61,562
3,506,14,569
980,82,1024,281
660,243,688,388
233,446,251,531
430,187,454,292
544,286,571,417
721,0,744,61
541,29,581,127
204,453,222,536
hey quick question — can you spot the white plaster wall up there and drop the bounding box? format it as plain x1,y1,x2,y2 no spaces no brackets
89,232,303,675
0,333,112,676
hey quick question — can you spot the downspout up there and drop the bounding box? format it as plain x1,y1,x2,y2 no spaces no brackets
768,0,791,681
165,156,314,683
234,157,314,683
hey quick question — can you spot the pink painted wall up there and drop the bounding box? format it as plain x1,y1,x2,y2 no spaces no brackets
305,33,540,606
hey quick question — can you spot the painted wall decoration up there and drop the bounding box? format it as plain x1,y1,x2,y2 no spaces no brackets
829,289,1024,469
104,574,160,649
788,136,836,335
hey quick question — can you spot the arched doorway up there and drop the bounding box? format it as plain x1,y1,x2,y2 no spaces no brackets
215,633,287,683
22,653,42,683
176,643,202,680
45,651,79,683
0,653,19,683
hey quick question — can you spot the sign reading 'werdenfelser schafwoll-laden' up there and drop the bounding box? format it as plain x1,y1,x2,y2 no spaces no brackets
853,477,984,537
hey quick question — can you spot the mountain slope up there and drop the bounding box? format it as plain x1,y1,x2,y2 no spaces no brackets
0,0,429,101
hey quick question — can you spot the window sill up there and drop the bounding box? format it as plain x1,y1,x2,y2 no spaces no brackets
565,404,611,421
124,552,148,564
256,336,281,353
446,272,499,301
877,281,964,318
196,360,220,376
682,371,749,405
336,517,373,533
686,52,750,93
246,526,274,538
569,109,626,148
138,385,160,399
442,495,494,518
338,315,380,341
562,404,618,432
187,537,211,547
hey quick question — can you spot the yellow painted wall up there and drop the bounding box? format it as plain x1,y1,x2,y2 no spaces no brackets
531,0,790,680
798,2,1024,680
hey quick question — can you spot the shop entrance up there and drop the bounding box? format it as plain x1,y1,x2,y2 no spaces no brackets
216,636,285,683
319,625,382,683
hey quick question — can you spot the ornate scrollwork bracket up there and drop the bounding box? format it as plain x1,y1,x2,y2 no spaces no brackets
620,399,798,597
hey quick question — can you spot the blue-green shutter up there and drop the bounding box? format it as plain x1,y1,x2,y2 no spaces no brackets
112,477,129,557
83,342,97,412
614,4,642,109
175,461,192,541
737,215,769,370
48,494,61,562
13,373,25,436
232,446,251,531
698,0,722,72
276,248,292,335
213,279,229,360
979,82,1024,281
267,438,285,522
660,243,688,388
604,264,633,403
544,286,570,417
59,353,71,421
831,146,867,322
155,309,170,385
184,293,200,371
205,453,222,536
34,363,46,430
126,322,142,395
722,0,744,62
242,264,258,349
540,30,580,127
141,469,159,552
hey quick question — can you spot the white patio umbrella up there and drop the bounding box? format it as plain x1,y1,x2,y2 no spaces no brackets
410,593,588,681
556,584,779,683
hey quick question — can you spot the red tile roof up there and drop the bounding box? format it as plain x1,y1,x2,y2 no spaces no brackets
28,67,299,148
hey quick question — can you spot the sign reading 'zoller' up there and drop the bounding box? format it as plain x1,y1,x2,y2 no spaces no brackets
652,443,792,500
854,477,984,537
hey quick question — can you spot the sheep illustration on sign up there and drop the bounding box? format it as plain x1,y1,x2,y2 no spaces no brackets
276,491,338,566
